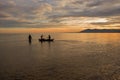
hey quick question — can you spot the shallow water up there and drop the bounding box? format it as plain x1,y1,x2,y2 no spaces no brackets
0,33,120,80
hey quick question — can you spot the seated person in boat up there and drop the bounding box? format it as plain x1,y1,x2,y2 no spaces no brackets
48,35,51,40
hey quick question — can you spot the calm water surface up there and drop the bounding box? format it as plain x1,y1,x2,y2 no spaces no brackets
0,33,120,80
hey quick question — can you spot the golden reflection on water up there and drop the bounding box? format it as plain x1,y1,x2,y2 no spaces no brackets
0,33,120,80
55,33,120,44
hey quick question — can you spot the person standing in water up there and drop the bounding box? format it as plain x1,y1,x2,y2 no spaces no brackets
28,34,32,44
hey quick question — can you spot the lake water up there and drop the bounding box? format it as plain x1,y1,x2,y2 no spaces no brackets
0,33,120,80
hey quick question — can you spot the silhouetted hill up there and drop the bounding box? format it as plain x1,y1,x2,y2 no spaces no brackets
80,29,120,33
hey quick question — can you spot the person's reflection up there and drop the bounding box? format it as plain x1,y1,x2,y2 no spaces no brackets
40,40,43,44
28,34,32,45
48,41,51,48
48,40,54,48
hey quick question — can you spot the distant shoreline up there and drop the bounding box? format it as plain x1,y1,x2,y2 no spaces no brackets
79,29,120,33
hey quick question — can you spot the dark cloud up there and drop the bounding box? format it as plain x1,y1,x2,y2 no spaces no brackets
69,7,120,17
86,0,112,7
72,1,84,4
92,22,120,25
0,20,23,27
0,12,10,18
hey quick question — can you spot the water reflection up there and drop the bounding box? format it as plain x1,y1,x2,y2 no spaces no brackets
39,41,53,48
0,33,120,80
55,33,120,44
48,41,53,48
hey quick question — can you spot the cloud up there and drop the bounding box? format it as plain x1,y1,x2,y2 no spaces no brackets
34,3,52,19
0,0,120,29
0,12,11,18
49,0,120,17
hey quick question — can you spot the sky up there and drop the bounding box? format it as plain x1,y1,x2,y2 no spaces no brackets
0,0,120,33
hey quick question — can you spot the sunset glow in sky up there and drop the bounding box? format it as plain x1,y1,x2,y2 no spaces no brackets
0,0,120,33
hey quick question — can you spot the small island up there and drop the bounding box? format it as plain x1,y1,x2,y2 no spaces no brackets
80,29,120,33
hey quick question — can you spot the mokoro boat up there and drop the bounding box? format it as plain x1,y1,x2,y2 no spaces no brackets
39,39,54,42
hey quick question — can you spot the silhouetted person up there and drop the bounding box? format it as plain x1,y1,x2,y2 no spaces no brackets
41,34,43,39
28,34,32,44
48,35,51,40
